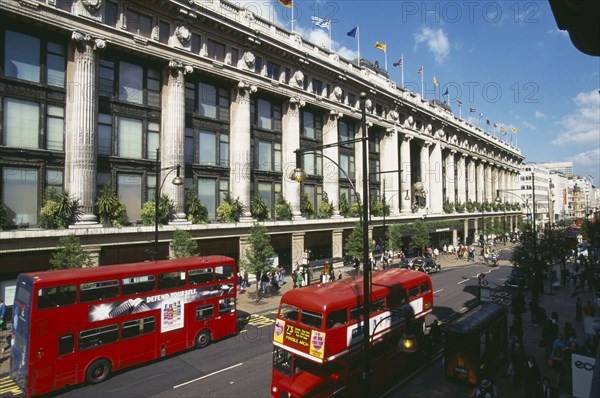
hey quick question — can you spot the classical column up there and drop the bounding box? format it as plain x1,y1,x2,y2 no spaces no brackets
445,150,456,205
230,82,255,221
291,232,305,268
467,157,477,202
282,97,304,220
456,153,467,204
381,128,400,215
162,60,192,223
477,160,485,203
429,142,443,213
463,218,469,245
400,135,412,213
419,140,431,210
332,229,343,259
65,31,106,227
485,163,493,202
323,112,341,216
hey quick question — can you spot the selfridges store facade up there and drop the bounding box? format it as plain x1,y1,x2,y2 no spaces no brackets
0,0,524,280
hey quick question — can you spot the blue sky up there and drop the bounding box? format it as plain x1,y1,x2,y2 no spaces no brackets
237,0,600,184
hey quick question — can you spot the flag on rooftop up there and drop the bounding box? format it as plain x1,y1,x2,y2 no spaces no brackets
493,123,497,128
418,67,423,75
512,127,517,133
443,88,449,96
479,113,483,118
432,76,439,87
469,107,476,112
311,16,331,30
393,57,402,67
347,27,357,37
457,99,462,106
486,119,490,125
374,41,386,52
277,0,292,8
500,126,506,133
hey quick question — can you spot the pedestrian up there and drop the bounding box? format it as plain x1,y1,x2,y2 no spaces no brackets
512,291,525,320
292,270,298,289
583,300,596,316
236,272,243,293
470,379,496,398
243,271,249,290
523,356,541,398
540,376,557,398
0,299,6,331
508,341,526,390
549,346,564,389
428,320,441,349
542,314,559,359
297,270,304,288
530,297,541,326
575,297,583,322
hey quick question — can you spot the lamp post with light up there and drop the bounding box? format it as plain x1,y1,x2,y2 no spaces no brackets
151,148,183,261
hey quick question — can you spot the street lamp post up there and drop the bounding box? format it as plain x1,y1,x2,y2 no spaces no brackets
152,148,183,261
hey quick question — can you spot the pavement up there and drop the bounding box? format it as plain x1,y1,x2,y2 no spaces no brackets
1,244,598,398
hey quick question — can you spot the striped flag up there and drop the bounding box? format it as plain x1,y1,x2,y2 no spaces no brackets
374,41,386,52
311,16,331,30
393,57,403,67
457,99,463,106
469,107,476,112
277,0,292,8
432,76,439,87
418,67,423,75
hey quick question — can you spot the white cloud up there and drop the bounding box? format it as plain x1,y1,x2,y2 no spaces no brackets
534,111,548,119
414,27,450,63
523,121,536,130
570,148,600,183
552,89,600,146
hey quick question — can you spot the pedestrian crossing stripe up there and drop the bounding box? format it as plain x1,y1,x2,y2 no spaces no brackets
0,376,22,396
246,314,275,327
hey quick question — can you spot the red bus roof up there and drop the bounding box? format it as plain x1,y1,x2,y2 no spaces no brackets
20,255,235,286
280,269,430,313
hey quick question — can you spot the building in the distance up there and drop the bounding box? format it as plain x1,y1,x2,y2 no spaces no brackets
0,0,524,301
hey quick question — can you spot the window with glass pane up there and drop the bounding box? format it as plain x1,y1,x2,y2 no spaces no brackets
274,143,282,171
98,114,112,155
340,154,356,179
198,178,216,219
4,30,40,83
99,59,115,97
185,128,194,164
218,90,230,122
347,93,356,107
255,56,263,74
47,169,63,192
257,99,271,130
338,120,353,143
146,69,161,107
266,61,280,80
185,82,195,113
47,105,64,151
258,182,272,216
46,42,65,87
219,134,229,166
257,140,272,171
369,132,380,152
231,48,239,66
146,175,157,203
198,130,217,165
119,62,143,104
118,117,142,158
273,104,282,131
312,79,322,95
219,180,228,201
206,39,226,62
2,168,38,226
304,185,315,214
126,10,152,37
159,21,170,44
303,151,322,176
302,111,314,138
199,83,217,118
104,1,119,26
191,33,201,54
370,159,380,182
147,122,159,160
118,174,142,222
4,98,39,149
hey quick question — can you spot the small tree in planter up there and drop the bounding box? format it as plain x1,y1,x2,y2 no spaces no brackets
465,200,475,213
39,189,81,229
250,194,270,221
141,194,176,226
95,185,128,227
339,194,351,217
171,229,198,259
275,193,293,221
239,223,275,294
300,193,314,219
217,192,243,223
318,191,334,219
455,201,465,213
50,234,92,269
186,185,209,224
443,200,454,214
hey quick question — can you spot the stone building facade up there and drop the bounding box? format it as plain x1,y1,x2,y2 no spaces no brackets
0,0,524,291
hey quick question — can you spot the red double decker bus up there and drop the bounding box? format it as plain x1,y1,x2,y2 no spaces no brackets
271,268,433,397
10,256,237,397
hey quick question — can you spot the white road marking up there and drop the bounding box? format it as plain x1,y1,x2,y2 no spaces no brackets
433,289,444,294
457,279,470,285
173,362,244,389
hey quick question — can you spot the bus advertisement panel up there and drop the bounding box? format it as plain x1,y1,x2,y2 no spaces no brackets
9,256,237,397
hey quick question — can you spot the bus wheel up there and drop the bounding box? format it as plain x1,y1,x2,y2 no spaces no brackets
85,359,111,384
195,330,211,348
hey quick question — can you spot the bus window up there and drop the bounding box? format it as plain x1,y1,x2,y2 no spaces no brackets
158,271,186,290
420,282,431,294
58,334,74,356
326,309,348,329
122,275,155,296
279,304,299,322
215,265,234,281
350,306,363,322
196,304,214,320
408,286,420,299
388,289,407,307
218,298,234,314
80,280,119,302
38,285,76,309
273,346,292,376
79,324,118,350
189,268,214,285
300,310,322,329
122,317,156,339
370,299,385,313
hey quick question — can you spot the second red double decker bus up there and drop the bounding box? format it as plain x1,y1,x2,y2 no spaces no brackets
271,268,434,397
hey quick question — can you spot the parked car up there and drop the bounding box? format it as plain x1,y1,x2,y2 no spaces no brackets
411,258,441,274
505,267,531,289
390,257,413,269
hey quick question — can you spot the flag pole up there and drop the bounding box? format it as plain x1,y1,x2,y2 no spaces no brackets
329,21,332,51
401,53,404,88
291,0,294,32
384,46,388,70
459,105,462,119
357,26,361,66
421,66,424,97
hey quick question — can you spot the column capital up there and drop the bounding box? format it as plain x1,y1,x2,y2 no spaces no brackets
71,31,106,51
168,59,194,75
328,109,343,120
288,96,306,109
236,81,257,104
